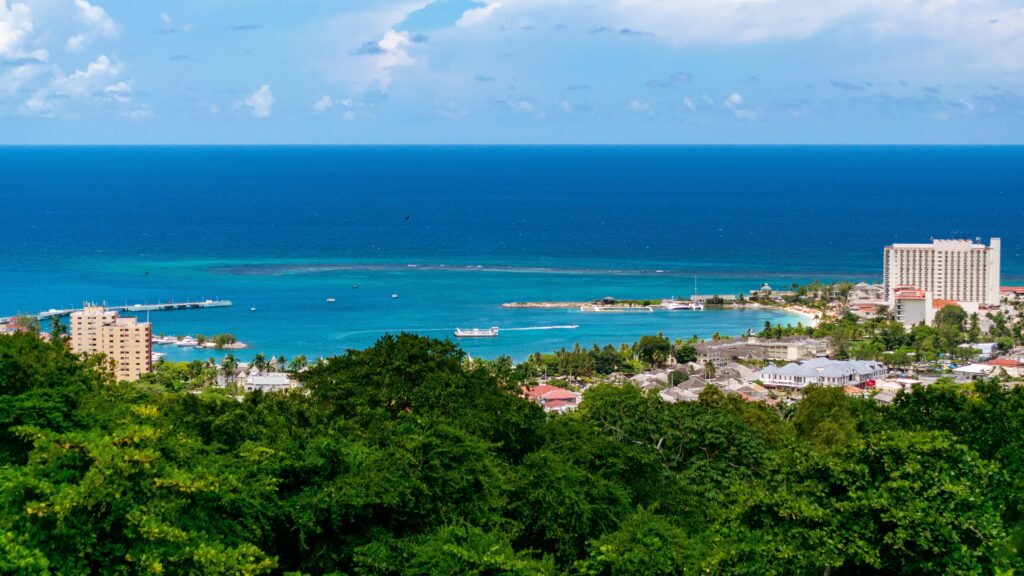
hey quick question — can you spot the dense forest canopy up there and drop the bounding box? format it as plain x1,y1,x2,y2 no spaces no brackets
2,331,1023,575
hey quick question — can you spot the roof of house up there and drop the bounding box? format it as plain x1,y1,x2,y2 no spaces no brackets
761,357,885,379
874,392,897,404
523,384,577,402
953,363,995,375
247,373,293,386
987,357,1023,367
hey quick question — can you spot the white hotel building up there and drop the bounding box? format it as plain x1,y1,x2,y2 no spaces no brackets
884,238,1001,312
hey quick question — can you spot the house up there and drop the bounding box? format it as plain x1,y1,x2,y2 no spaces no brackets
988,357,1024,368
658,387,701,403
843,385,867,397
759,357,887,389
244,372,298,393
522,384,581,413
959,342,998,360
1000,287,1024,301
849,282,886,304
873,391,897,404
952,363,996,380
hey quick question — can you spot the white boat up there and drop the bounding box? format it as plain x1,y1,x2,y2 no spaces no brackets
392,293,398,299
326,298,336,303
662,299,704,311
455,326,499,338
175,336,198,347
250,307,257,312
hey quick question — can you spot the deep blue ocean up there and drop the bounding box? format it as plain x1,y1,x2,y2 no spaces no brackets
2,146,1022,361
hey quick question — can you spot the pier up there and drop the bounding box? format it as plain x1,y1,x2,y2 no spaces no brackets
34,299,232,319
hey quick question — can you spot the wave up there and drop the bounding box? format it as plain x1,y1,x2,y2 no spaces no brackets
502,325,579,331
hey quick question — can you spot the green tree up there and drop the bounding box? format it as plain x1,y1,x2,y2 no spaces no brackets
635,335,672,367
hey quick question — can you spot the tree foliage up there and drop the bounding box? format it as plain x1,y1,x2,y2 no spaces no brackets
1,331,1023,574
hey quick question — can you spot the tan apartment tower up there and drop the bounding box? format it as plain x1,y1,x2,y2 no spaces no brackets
70,305,152,381
883,238,1001,307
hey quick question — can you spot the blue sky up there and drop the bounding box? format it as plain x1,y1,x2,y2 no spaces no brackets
1,0,1023,144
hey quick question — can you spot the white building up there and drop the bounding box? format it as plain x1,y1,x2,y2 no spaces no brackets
244,372,298,393
893,286,935,327
883,238,1001,307
759,357,887,389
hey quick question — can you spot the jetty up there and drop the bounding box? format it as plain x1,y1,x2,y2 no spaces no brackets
34,299,232,319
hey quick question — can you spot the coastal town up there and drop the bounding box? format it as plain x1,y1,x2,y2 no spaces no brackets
3,237,1023,406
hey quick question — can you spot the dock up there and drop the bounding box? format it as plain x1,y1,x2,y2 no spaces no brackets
34,299,232,319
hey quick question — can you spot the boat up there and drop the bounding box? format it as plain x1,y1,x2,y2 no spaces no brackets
352,284,358,289
250,307,257,312
175,336,198,347
455,327,499,338
580,304,654,313
662,299,704,311
391,293,398,299
326,298,336,303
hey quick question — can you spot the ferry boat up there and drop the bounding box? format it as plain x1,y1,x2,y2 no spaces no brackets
454,326,499,338
326,298,336,303
580,304,654,313
151,335,176,345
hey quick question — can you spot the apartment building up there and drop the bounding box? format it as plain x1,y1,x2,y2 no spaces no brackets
70,305,152,381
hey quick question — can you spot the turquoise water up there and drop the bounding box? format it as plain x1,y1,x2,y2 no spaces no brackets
3,146,1022,361
6,258,809,361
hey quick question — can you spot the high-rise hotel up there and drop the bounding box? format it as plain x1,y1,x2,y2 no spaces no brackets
70,305,152,381
883,238,1001,308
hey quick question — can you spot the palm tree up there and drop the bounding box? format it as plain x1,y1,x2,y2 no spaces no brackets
703,360,717,380
289,355,308,373
252,353,268,373
221,354,238,384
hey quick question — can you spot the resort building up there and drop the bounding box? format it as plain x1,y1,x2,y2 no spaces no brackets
883,238,1001,307
244,372,298,393
759,357,887,389
70,305,152,382
695,336,829,364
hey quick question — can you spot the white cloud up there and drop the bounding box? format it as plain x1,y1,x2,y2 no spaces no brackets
722,92,743,108
560,100,573,112
508,98,536,113
450,0,1024,72
313,95,334,112
0,0,33,58
21,54,145,117
733,108,757,120
457,2,502,27
628,99,650,112
243,84,274,118
342,109,355,121
66,0,117,52
682,96,696,110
